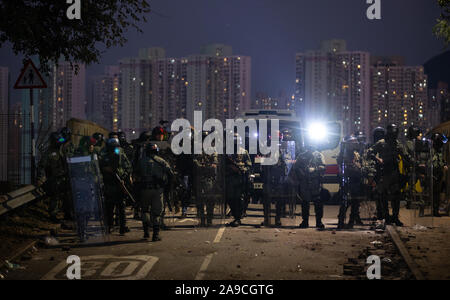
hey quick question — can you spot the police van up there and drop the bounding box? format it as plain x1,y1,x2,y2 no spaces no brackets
239,110,342,207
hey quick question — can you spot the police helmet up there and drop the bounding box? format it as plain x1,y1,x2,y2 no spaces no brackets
146,143,159,156
92,132,104,142
407,126,421,141
109,132,119,139
432,133,448,150
152,126,165,139
118,131,127,145
59,127,71,142
49,132,64,145
386,124,399,141
139,131,152,143
372,127,385,144
354,131,366,144
106,137,120,148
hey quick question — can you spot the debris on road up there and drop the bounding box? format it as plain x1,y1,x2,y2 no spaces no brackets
412,224,428,231
370,240,383,248
4,260,26,270
43,236,59,247
382,258,392,264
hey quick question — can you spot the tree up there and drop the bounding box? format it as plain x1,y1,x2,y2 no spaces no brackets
434,0,450,47
0,0,151,72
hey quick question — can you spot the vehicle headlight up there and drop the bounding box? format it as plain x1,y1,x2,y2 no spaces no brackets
307,122,328,142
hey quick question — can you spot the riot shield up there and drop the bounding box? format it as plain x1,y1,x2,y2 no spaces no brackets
191,154,227,226
339,141,372,226
408,139,434,227
260,153,294,227
282,141,297,219
67,155,106,242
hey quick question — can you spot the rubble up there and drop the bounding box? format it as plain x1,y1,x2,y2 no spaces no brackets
4,260,25,270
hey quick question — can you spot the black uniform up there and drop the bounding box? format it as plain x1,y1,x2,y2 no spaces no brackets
291,149,326,229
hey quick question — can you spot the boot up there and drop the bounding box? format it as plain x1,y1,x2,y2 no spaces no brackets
433,207,441,217
316,218,325,230
354,215,364,226
384,215,392,225
337,209,346,229
143,222,150,239
419,206,425,217
392,217,403,227
119,227,126,236
299,220,309,229
337,218,346,230
152,226,161,242
346,219,354,229
230,219,241,227
199,214,206,227
275,217,282,227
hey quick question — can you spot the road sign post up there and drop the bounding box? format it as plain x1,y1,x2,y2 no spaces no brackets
14,60,47,184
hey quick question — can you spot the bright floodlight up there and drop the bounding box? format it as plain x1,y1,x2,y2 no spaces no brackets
308,122,327,142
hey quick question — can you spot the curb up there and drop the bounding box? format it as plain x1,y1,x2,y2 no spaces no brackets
386,225,425,280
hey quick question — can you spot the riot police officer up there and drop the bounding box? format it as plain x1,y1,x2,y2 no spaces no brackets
92,132,105,156
134,143,174,241
76,135,96,157
272,152,288,227
337,136,365,229
59,127,76,158
373,127,386,144
368,127,386,221
367,124,411,226
291,146,326,229
225,139,252,227
99,138,132,235
131,131,153,220
118,131,135,162
193,152,219,227
404,126,430,215
37,132,71,222
431,133,448,217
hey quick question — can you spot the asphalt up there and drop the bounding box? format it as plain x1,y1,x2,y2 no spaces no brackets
2,203,446,280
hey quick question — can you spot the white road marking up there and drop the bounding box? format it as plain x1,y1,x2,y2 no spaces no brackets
195,223,225,280
41,255,158,280
213,227,225,243
195,253,215,280
177,218,196,223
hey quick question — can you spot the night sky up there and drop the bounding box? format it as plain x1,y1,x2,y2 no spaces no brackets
0,0,445,102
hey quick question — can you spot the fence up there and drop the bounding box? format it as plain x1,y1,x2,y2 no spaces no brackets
0,113,34,190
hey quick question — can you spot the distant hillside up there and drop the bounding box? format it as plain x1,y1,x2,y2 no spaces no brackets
424,50,450,89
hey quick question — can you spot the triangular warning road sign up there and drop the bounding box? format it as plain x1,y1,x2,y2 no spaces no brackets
14,60,47,89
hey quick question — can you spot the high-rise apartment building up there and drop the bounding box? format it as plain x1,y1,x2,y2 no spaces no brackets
295,40,371,137
253,91,289,110
49,62,86,130
370,57,430,137
186,51,251,123
119,46,251,139
87,66,119,131
119,48,189,140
